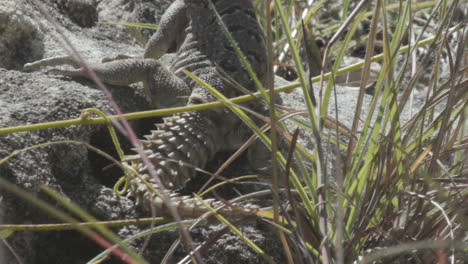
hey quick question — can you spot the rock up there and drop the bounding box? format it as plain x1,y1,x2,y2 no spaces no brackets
0,0,44,70
0,67,145,263
61,0,99,28
97,0,170,45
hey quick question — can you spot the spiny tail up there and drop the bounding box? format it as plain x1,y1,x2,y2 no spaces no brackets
128,183,258,218
125,111,223,213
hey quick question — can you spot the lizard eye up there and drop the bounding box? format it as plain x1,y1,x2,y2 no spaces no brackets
188,95,208,105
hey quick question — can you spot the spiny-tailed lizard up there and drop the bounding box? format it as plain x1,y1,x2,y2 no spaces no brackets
24,0,268,217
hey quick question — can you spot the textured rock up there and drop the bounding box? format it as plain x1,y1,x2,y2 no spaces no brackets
0,67,144,263
56,0,99,28
97,0,170,45
0,0,44,70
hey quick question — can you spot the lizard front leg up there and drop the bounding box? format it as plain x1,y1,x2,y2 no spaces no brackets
102,0,188,62
23,56,191,108
143,0,188,59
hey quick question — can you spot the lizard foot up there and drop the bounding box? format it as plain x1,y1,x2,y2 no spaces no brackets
23,55,80,71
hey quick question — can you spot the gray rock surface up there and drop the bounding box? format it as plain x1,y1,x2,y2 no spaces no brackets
97,0,171,45
0,68,145,263
0,0,44,70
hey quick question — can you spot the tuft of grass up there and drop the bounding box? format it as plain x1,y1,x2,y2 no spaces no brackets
267,0,467,263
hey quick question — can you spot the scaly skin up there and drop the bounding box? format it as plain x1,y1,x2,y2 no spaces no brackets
127,112,224,191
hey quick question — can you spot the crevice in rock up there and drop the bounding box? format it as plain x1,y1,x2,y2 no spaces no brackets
87,116,162,188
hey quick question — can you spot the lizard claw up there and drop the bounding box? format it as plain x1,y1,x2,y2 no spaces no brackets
23,61,43,71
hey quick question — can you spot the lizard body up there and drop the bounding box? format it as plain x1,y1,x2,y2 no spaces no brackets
24,0,268,217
